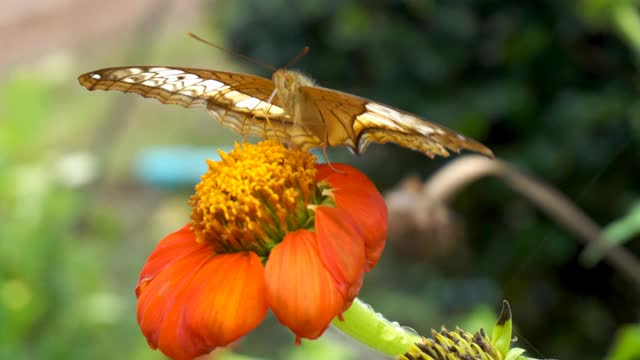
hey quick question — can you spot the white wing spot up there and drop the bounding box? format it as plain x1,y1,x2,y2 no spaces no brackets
235,97,262,109
416,124,435,135
90,73,101,80
173,78,202,88
221,90,248,102
357,111,403,131
156,69,187,77
200,79,226,92
160,83,178,91
233,97,286,114
359,103,436,135
142,78,164,86
117,68,144,77
149,67,171,72
358,103,408,131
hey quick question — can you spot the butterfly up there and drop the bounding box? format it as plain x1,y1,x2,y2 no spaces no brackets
77,66,494,159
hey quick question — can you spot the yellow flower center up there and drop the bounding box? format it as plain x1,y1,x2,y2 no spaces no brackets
189,141,319,256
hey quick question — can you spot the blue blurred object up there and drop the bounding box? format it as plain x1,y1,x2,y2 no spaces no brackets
134,146,231,188
135,146,327,188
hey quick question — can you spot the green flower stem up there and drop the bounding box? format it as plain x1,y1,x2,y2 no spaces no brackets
331,297,422,356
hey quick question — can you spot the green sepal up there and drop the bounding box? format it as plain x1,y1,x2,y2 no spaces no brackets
491,300,513,357
505,347,527,360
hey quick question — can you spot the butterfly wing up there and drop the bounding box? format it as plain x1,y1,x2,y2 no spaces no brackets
78,66,493,157
77,66,295,141
299,85,494,158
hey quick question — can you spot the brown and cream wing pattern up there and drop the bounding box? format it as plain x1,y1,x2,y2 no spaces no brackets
77,66,292,141
299,85,494,158
78,66,493,158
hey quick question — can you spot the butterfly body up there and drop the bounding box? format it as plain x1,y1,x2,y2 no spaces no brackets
78,66,493,158
270,69,325,149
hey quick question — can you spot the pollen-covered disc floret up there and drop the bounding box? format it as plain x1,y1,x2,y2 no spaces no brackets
190,141,319,255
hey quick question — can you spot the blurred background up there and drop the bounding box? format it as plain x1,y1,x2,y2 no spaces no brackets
1,0,640,359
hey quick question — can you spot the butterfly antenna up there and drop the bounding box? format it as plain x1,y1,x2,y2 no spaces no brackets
283,46,310,69
188,32,277,72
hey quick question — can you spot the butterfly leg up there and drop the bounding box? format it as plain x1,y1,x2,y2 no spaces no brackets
266,88,278,105
263,89,292,145
319,122,345,174
319,145,342,174
262,113,275,140
235,98,275,142
221,107,248,142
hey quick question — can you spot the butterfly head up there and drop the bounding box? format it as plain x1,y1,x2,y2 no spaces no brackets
272,69,316,112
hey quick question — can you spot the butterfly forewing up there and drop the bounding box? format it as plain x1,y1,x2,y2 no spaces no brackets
299,86,494,158
78,66,294,142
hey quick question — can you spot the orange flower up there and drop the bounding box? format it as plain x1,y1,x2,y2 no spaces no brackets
135,141,388,360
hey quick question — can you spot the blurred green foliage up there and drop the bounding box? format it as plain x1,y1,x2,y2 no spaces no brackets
212,0,640,359
0,72,152,359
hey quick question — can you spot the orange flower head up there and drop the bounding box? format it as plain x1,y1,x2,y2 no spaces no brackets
135,141,388,360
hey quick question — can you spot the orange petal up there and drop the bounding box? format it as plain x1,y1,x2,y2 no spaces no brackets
136,224,211,297
137,247,267,359
180,252,268,351
136,246,212,360
265,229,344,340
316,164,388,270
316,163,379,193
341,276,362,312
314,206,366,300
332,188,388,271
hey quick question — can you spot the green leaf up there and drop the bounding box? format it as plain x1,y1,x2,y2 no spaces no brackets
505,348,527,360
607,324,640,360
581,201,640,265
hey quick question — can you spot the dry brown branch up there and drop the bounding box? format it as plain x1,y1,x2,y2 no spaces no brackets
387,155,640,288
